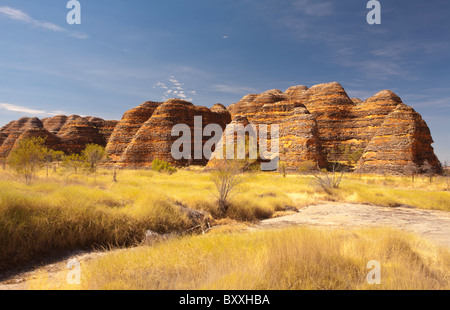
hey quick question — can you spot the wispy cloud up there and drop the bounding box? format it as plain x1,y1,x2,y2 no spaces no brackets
0,103,66,116
0,6,88,39
0,6,64,32
154,77,197,102
345,59,413,80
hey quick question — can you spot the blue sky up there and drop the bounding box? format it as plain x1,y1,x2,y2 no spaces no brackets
0,0,449,162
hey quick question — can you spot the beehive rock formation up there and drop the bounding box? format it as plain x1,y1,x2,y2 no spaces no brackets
0,82,442,174
106,101,162,162
211,95,326,170
56,117,106,154
355,103,442,174
0,115,116,158
0,117,46,158
109,99,231,167
223,82,442,173
41,115,69,134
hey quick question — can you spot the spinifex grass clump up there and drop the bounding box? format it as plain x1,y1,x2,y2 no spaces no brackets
0,180,196,271
80,227,449,290
0,187,143,271
0,168,448,273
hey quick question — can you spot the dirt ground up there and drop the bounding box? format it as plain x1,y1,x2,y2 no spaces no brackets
258,202,450,247
1,202,449,290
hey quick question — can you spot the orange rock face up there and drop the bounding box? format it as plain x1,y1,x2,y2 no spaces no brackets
56,117,107,154
0,115,116,158
0,117,45,157
105,101,162,162
0,133,7,147
112,99,231,167
224,82,442,173
0,83,442,174
355,103,442,174
211,98,326,170
42,115,69,134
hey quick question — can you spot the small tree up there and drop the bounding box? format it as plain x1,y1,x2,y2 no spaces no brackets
311,162,345,195
421,160,434,183
278,161,287,178
404,162,419,186
43,149,65,177
342,145,352,166
83,144,107,172
349,148,364,166
63,153,86,173
211,160,244,215
444,173,450,191
7,137,46,185
308,147,346,195
443,161,450,191
53,150,64,172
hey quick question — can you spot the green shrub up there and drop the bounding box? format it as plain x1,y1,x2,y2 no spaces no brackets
83,144,107,172
7,137,46,185
151,159,177,174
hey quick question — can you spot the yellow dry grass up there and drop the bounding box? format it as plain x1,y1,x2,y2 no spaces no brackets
0,166,448,277
58,227,450,290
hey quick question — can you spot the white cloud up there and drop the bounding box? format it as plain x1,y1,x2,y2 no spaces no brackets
0,6,88,39
0,103,66,116
0,6,64,32
154,76,196,102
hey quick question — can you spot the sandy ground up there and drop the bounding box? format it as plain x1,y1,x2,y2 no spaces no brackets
1,202,449,290
257,203,450,247
0,250,118,290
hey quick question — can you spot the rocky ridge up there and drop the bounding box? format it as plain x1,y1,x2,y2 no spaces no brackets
108,99,231,167
0,82,442,174
0,115,117,157
224,82,441,173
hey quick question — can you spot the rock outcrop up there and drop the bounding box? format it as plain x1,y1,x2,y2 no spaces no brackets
0,133,7,147
0,82,442,174
41,115,69,134
355,103,442,174
106,101,162,162
213,91,326,170
0,117,45,158
111,99,231,167
0,115,116,158
56,117,106,154
223,82,442,174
